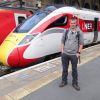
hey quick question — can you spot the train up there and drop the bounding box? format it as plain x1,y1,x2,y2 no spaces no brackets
0,7,32,45
0,6,100,68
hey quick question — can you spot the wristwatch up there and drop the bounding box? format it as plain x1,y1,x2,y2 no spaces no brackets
77,51,81,54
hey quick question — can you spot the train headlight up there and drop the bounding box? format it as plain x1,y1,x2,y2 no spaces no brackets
19,34,37,45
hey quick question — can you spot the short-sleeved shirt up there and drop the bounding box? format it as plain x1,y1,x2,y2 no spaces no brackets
61,27,84,55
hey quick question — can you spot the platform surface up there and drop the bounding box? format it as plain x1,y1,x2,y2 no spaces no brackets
22,56,100,100
0,44,100,100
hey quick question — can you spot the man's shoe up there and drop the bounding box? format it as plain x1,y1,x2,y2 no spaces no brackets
72,83,80,91
59,81,67,87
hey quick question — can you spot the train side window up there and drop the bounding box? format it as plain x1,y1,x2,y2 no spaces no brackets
18,16,26,24
42,28,66,36
47,16,68,28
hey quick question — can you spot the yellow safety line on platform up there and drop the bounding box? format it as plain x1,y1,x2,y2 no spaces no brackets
5,55,100,99
2,44,100,100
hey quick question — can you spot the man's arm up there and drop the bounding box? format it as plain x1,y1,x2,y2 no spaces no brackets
78,31,84,53
77,31,84,58
78,44,83,53
61,31,66,53
61,43,64,53
61,29,69,53
77,44,83,64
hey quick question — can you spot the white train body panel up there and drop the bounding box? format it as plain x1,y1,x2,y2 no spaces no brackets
23,28,65,59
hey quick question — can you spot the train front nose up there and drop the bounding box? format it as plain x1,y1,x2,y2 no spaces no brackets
0,33,26,67
0,41,19,67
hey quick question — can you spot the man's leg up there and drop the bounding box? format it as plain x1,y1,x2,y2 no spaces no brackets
59,53,69,87
70,55,78,84
70,55,80,91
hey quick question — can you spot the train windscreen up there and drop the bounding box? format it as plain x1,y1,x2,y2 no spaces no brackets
14,6,57,33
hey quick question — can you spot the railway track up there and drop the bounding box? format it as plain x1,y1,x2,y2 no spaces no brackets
0,66,22,77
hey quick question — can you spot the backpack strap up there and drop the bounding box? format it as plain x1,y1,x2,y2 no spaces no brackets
64,30,69,45
64,30,80,46
77,31,80,48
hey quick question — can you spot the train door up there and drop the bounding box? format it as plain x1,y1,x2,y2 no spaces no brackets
93,17,99,42
14,13,26,26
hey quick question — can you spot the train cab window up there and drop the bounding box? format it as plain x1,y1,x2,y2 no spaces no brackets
14,6,56,33
18,16,26,24
14,12,47,33
47,16,68,28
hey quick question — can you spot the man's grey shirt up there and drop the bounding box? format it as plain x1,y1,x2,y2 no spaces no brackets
61,28,84,55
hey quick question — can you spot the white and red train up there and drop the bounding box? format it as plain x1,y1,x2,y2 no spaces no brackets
0,7,32,45
0,6,100,68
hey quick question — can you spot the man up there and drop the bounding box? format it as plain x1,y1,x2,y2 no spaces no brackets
59,17,84,91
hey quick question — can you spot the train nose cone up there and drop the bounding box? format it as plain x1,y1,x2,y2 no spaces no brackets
7,48,19,67
0,41,19,67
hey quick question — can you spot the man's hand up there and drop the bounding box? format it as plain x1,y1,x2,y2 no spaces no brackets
76,53,81,64
76,53,80,58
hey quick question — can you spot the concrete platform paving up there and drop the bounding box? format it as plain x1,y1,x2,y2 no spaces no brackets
22,56,100,100
0,44,100,100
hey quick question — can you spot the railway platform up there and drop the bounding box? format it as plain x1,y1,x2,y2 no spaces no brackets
22,56,100,100
0,44,100,100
